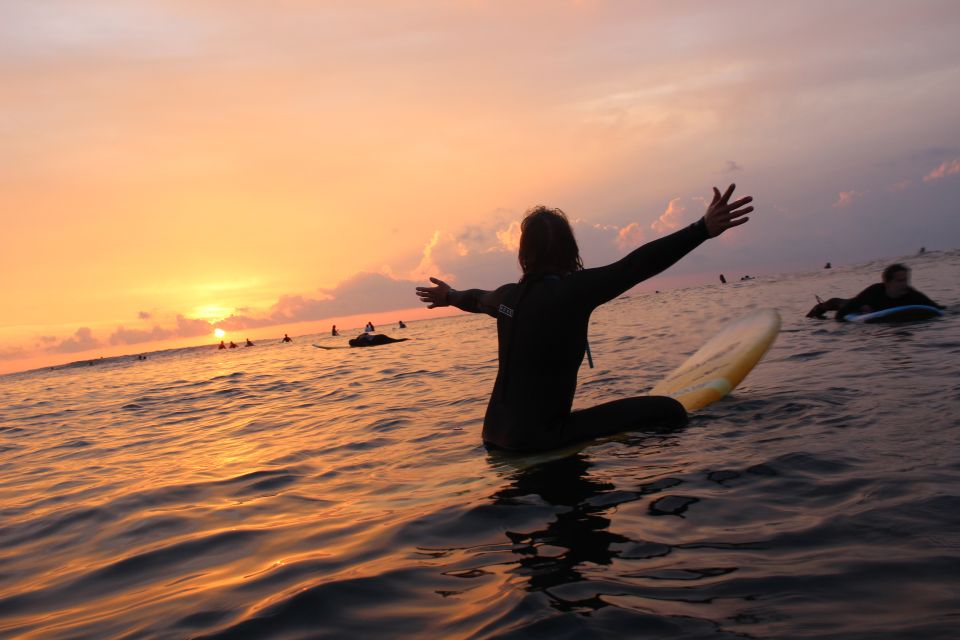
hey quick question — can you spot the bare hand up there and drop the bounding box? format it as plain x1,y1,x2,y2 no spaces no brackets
703,184,753,238
416,277,451,309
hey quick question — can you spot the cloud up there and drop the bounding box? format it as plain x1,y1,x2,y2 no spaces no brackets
615,222,646,251
496,221,522,252
0,346,27,361
833,190,863,208
176,314,214,338
50,327,100,354
651,198,687,233
923,159,960,183
110,326,172,346
213,213,668,333
216,273,420,331
109,314,212,345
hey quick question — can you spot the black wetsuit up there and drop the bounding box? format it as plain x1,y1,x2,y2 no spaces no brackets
349,334,406,347
454,219,710,452
835,284,943,320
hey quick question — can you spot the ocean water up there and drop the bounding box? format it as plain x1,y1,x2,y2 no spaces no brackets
1,250,958,640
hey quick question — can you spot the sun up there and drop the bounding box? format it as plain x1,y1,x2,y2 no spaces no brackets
214,328,226,338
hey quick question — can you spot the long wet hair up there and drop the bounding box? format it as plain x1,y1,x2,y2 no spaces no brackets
517,206,583,282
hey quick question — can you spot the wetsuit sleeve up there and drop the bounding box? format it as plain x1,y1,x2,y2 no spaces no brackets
906,288,945,309
836,284,881,320
572,218,709,308
449,285,511,318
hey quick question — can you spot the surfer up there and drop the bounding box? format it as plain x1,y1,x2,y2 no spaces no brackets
332,325,339,336
415,184,753,452
281,333,293,343
349,333,404,347
398,320,407,328
218,340,226,350
245,339,255,347
833,264,944,321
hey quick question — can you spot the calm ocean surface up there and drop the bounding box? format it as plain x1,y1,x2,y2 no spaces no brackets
1,250,959,639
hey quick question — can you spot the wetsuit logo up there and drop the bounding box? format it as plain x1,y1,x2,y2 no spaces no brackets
498,304,514,318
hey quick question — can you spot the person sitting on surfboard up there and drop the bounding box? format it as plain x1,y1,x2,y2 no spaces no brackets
807,264,944,320
415,184,754,452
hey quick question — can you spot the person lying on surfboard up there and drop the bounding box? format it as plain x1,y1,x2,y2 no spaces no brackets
349,333,406,347
415,184,753,452
806,263,945,320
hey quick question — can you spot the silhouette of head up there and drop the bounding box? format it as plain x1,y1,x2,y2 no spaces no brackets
882,263,910,297
518,206,583,282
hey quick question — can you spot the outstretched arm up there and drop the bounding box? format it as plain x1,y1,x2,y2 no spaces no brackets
835,285,877,320
415,277,506,317
578,184,754,307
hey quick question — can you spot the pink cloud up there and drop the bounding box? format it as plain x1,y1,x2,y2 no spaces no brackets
833,190,863,208
50,327,100,354
496,220,522,252
651,198,686,233
217,272,419,332
923,159,960,183
110,326,172,346
109,315,213,345
616,222,646,251
0,346,27,361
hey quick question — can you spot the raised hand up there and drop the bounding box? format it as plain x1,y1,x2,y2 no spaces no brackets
703,184,753,238
415,277,452,309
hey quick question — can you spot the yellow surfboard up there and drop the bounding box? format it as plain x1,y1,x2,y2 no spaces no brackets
649,308,780,411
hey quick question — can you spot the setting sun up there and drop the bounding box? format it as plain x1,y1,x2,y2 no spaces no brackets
214,328,226,338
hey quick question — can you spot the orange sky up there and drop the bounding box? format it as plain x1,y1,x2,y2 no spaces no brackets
2,1,960,374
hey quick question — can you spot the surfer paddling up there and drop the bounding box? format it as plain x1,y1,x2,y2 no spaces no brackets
807,263,945,320
415,184,754,452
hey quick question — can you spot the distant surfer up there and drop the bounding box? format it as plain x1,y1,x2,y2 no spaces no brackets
245,339,255,347
415,184,753,452
398,320,407,328
332,325,339,336
229,341,238,349
807,263,945,320
824,262,832,269
349,333,405,347
719,274,726,284
281,334,293,343
218,340,226,350
364,322,376,333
